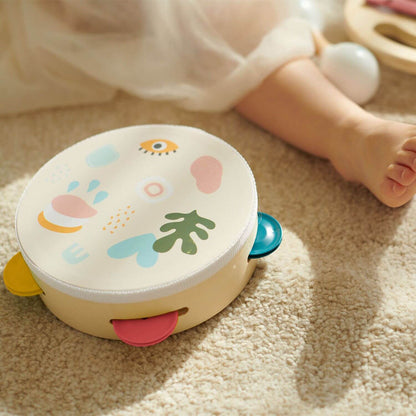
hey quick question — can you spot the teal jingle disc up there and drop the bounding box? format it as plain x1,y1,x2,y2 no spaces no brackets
249,212,282,259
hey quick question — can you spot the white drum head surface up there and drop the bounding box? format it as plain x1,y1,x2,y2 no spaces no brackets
16,125,257,303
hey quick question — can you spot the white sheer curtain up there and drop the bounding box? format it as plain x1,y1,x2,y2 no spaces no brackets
0,0,315,115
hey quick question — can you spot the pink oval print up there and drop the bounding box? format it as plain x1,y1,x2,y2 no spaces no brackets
52,194,97,219
191,156,223,194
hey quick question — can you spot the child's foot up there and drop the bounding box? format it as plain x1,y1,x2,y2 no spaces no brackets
329,118,416,208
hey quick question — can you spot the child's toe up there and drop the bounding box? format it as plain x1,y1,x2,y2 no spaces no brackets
380,177,406,205
396,150,416,172
386,163,416,186
403,137,416,153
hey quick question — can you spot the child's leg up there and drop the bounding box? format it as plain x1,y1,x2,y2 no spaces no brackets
235,58,416,207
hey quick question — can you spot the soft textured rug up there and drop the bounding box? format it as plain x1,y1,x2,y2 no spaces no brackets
1,1,416,415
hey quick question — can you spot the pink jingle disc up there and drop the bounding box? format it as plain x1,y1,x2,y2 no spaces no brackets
112,310,179,347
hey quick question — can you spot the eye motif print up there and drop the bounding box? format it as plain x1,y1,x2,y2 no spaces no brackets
139,139,178,156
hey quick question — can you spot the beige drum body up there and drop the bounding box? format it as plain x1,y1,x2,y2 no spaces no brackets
29,232,256,340
11,125,261,344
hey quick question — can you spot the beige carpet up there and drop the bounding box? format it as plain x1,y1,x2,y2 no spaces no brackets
1,2,416,415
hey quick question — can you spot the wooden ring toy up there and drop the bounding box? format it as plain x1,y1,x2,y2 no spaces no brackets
344,0,416,74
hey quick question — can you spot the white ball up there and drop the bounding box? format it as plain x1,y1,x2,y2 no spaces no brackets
293,0,323,31
319,42,380,105
281,0,323,31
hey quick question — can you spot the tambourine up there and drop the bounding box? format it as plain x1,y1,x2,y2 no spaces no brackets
3,125,282,347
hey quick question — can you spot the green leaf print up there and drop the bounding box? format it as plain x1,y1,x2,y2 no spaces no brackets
153,210,216,255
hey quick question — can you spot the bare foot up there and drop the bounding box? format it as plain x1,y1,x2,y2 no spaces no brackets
234,58,416,208
329,117,416,208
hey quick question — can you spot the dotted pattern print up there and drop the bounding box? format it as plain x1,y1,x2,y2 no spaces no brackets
44,163,71,184
102,205,136,234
